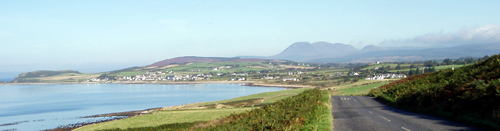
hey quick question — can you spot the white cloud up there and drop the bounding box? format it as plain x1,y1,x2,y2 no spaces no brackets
380,25,500,47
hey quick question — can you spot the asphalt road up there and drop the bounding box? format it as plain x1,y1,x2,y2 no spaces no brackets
331,96,483,131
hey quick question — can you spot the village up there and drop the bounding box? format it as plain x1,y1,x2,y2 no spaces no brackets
88,69,305,82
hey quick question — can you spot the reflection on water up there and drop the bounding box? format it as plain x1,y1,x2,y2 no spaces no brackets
0,83,283,130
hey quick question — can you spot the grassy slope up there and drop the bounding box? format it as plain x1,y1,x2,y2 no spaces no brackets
327,79,393,96
337,82,389,95
387,64,465,72
362,63,401,70
75,108,253,131
369,55,500,130
199,88,308,105
75,88,309,130
196,89,332,130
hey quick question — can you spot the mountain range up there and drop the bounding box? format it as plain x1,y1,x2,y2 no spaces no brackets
265,41,500,63
151,42,500,66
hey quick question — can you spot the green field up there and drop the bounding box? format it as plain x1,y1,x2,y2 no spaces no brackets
387,64,465,72
362,63,404,70
114,71,145,77
166,62,275,73
433,64,464,70
199,88,309,105
337,82,389,95
75,108,254,131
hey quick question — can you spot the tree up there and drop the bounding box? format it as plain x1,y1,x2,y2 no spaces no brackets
443,58,452,65
343,77,350,82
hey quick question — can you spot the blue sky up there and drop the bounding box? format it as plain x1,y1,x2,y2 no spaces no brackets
1,1,500,74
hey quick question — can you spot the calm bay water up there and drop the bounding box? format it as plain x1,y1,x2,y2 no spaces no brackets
0,83,284,131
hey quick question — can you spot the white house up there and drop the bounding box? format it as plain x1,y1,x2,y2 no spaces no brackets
283,77,299,81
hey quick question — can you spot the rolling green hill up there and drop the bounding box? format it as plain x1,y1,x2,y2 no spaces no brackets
369,54,500,130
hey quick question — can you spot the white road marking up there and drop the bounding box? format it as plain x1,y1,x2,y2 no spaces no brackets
341,97,350,100
353,99,357,103
369,111,372,114
378,115,391,122
402,127,411,131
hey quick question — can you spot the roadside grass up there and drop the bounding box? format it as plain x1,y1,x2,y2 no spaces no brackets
328,80,391,96
336,82,389,95
199,88,309,106
74,108,254,131
78,89,331,131
196,89,332,130
75,88,309,130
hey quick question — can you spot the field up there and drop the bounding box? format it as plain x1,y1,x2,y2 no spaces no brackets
26,73,102,82
362,63,403,70
336,82,389,95
326,79,393,96
199,87,309,105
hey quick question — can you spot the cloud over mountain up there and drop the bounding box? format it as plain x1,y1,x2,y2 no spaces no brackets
380,25,500,47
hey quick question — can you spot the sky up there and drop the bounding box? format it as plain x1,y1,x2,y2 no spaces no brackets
1,0,500,75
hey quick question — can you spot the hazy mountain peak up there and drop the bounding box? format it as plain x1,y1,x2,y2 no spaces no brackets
289,42,312,47
273,41,359,61
361,45,385,52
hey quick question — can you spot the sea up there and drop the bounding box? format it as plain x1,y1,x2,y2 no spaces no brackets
0,83,284,131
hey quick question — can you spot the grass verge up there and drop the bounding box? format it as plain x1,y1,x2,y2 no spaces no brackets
75,88,309,130
75,108,253,131
77,89,332,131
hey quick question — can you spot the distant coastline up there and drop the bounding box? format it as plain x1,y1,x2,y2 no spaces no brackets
0,81,315,89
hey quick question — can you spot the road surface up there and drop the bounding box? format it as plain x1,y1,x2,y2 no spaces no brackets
331,96,482,131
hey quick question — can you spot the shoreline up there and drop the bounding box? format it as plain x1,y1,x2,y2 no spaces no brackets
1,80,256,85
45,108,162,131
0,81,315,89
242,83,315,89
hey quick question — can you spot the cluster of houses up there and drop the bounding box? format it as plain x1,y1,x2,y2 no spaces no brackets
212,66,232,71
88,70,252,82
262,75,280,80
261,75,299,82
165,74,214,81
283,77,300,81
287,71,303,75
365,74,407,80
